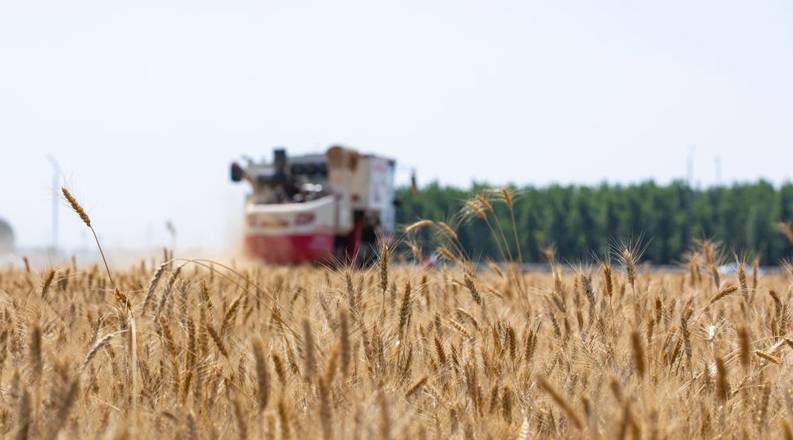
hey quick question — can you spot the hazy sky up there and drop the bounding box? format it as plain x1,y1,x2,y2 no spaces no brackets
2,0,792,251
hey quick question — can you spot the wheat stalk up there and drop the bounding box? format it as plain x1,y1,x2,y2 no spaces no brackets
537,376,583,430
81,330,127,371
62,187,114,287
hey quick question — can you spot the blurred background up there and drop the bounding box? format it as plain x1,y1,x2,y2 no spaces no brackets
1,1,792,265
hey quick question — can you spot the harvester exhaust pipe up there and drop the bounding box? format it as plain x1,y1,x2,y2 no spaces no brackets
273,148,288,182
273,148,287,167
230,162,244,182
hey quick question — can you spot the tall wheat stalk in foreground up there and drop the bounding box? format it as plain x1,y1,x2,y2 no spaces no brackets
62,187,114,286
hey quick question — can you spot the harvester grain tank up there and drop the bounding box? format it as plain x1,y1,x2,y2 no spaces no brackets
230,146,396,264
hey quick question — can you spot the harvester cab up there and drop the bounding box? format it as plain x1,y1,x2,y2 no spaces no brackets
230,146,396,265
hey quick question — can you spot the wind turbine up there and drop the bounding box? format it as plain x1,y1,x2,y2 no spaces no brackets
46,155,63,256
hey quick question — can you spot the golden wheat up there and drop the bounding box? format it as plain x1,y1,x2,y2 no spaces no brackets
2,202,793,438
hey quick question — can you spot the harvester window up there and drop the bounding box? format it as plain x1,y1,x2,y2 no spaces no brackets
291,163,328,177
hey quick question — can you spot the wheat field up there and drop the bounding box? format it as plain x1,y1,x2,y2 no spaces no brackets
1,250,793,439
2,188,793,439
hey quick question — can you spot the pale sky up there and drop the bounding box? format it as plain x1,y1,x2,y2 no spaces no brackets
2,0,792,251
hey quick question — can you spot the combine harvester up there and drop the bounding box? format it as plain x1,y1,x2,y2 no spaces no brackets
230,146,397,265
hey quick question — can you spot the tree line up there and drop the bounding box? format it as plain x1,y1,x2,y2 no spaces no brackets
395,180,793,265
